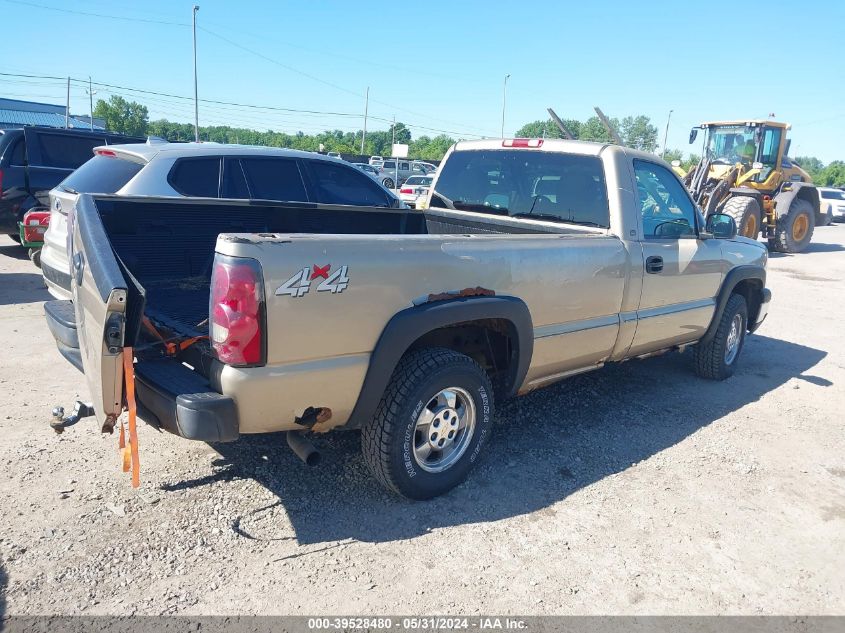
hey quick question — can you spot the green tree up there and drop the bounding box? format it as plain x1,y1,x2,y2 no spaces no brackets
681,153,701,172
94,95,149,136
577,116,617,143
794,156,824,181
662,149,683,163
816,161,845,187
619,115,658,152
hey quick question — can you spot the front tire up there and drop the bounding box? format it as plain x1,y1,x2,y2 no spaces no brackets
382,178,395,189
693,293,748,380
723,196,761,239
362,348,494,499
772,198,815,253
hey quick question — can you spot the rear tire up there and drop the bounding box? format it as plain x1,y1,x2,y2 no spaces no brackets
362,348,494,500
693,293,748,380
772,198,815,253
722,196,761,239
28,248,41,268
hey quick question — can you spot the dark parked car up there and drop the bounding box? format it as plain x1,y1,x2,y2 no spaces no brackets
0,126,144,240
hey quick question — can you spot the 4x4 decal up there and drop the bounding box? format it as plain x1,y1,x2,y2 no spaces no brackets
276,264,349,298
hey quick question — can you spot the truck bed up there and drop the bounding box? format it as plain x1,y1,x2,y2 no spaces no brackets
97,197,585,342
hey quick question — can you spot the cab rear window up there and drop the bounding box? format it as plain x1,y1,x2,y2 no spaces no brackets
431,149,610,228
58,154,145,194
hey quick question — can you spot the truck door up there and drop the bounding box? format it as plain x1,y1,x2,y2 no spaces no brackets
69,194,129,429
628,159,723,356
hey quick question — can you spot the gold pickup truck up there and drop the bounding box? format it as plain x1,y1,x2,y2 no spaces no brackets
44,139,771,499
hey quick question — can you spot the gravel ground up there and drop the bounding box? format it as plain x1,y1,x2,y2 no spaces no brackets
0,228,843,616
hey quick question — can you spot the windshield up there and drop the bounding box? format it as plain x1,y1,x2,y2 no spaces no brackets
822,189,845,200
405,176,432,186
707,126,757,165
431,149,610,227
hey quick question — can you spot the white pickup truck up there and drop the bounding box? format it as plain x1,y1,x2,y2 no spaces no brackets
44,139,771,499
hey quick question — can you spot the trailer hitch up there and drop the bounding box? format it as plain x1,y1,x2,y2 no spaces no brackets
50,401,95,434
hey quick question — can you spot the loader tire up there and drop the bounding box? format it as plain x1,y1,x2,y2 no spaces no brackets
772,198,814,253
723,196,761,239
362,348,494,500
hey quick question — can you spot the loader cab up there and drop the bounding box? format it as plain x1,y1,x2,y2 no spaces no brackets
694,121,791,190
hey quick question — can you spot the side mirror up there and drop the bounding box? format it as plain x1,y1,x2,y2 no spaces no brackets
706,213,737,239
689,128,698,144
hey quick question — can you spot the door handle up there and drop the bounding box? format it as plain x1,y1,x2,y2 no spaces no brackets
645,255,663,274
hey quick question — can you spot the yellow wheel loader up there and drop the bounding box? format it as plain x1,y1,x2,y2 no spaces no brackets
684,120,821,253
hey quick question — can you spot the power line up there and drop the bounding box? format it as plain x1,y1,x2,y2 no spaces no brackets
0,72,486,138
1,0,189,26
1,0,495,135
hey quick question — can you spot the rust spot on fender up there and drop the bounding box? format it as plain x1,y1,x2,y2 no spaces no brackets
427,287,495,303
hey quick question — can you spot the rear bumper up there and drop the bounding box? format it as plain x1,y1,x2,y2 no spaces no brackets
749,288,772,333
41,259,73,300
43,299,239,442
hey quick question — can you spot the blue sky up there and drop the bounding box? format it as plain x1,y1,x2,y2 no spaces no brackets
1,0,843,162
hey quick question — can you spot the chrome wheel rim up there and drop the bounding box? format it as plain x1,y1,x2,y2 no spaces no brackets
412,387,476,473
724,314,743,365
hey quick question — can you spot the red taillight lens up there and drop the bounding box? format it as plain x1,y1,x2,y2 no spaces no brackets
95,148,117,157
22,209,50,243
400,187,413,194
210,255,265,366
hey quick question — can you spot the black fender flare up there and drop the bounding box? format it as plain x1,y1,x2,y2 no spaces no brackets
774,182,820,222
700,265,766,344
344,296,533,429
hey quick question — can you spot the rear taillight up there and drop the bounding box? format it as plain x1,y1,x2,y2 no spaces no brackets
22,209,50,243
210,255,265,366
400,187,413,194
95,148,117,157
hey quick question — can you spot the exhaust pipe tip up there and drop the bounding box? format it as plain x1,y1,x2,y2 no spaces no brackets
286,431,321,467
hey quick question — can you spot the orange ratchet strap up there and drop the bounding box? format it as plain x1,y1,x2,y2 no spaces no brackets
121,347,140,488
142,316,207,356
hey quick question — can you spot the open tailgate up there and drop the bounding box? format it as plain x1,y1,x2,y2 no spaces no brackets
69,194,129,429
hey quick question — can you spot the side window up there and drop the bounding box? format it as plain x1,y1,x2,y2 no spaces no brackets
35,133,105,169
240,158,308,201
634,160,698,239
168,157,221,197
306,160,391,207
9,139,25,166
383,160,395,170
760,127,782,165
399,161,410,171
221,158,250,198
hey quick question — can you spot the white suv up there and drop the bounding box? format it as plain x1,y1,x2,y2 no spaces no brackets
41,141,403,299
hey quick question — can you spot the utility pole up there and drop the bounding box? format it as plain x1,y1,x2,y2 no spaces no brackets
65,77,70,128
361,86,369,156
501,74,510,137
391,115,396,148
192,5,200,142
661,109,673,159
87,76,96,131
